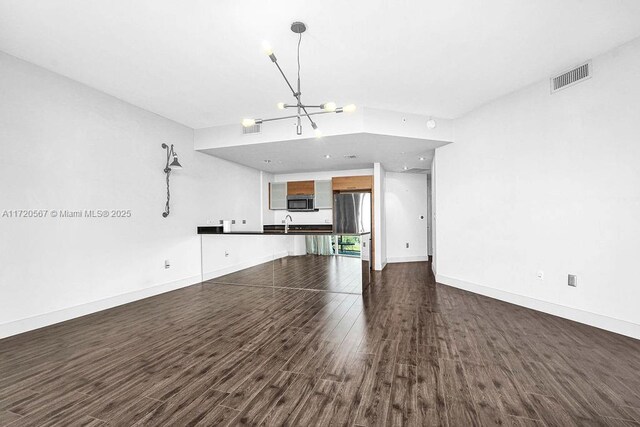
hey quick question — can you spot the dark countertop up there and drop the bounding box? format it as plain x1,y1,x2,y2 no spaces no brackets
197,224,370,236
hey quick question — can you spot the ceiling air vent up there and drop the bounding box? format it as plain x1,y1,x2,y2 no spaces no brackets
242,123,261,134
551,61,591,94
343,154,358,159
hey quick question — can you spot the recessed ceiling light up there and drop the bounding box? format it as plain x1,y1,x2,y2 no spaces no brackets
263,160,271,163
427,119,437,129
324,154,331,159
403,166,409,170
344,155,357,159
419,157,426,161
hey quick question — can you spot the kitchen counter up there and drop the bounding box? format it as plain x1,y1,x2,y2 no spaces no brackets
197,224,372,292
196,226,371,236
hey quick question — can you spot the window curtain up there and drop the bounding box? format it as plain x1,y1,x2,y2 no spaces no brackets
306,235,333,255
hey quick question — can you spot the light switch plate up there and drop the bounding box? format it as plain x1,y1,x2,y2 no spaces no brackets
568,274,578,287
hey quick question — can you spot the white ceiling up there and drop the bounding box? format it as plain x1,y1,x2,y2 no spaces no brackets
202,133,447,174
2,1,640,129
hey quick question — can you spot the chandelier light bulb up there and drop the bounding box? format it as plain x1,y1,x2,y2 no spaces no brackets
314,128,323,138
321,102,337,112
261,41,273,56
343,104,357,113
277,102,285,110
242,118,256,127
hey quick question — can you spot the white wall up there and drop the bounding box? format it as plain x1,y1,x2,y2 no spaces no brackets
385,172,429,263
260,171,275,227
435,37,640,339
0,52,267,338
271,169,373,225
373,163,387,270
426,174,433,256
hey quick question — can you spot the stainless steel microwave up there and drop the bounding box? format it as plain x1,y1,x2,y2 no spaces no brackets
287,195,316,211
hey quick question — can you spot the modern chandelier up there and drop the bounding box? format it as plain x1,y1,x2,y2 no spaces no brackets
242,21,356,137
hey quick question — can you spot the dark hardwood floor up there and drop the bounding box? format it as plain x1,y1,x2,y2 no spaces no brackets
1,261,640,426
211,255,363,294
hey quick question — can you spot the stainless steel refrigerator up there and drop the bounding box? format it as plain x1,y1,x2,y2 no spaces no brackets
333,192,371,234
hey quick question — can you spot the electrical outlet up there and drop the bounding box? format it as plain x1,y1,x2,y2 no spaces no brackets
164,260,170,269
568,274,577,287
537,270,544,280
224,251,229,258
242,219,246,224
231,220,236,224
406,242,410,248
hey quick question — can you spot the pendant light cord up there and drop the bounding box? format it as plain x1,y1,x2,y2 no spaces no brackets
297,32,301,92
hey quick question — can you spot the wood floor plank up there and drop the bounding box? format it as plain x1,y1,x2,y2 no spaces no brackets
0,410,22,426
355,338,398,426
290,379,341,426
388,363,418,426
192,404,239,427
259,372,318,425
416,352,447,427
132,385,228,426
527,393,579,427
323,352,374,426
233,370,297,425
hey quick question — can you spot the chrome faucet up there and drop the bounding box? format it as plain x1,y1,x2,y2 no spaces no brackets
284,214,293,234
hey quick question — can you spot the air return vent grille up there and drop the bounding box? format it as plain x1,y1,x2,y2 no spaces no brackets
242,123,261,134
551,61,591,93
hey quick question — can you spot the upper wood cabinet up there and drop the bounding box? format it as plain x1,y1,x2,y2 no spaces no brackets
269,182,287,210
287,180,315,196
314,180,333,209
332,175,373,191
269,176,373,210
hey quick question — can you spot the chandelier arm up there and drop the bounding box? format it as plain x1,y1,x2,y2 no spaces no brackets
273,61,298,98
301,105,317,127
261,110,335,123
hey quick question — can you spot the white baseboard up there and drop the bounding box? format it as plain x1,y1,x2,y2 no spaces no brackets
0,251,291,340
387,256,429,264
0,274,202,339
202,251,288,281
436,274,640,340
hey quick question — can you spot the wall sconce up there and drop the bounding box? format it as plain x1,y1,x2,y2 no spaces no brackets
161,143,182,218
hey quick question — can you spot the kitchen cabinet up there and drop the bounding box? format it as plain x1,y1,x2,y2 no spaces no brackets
287,180,314,195
269,182,287,210
332,175,373,191
314,180,333,209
